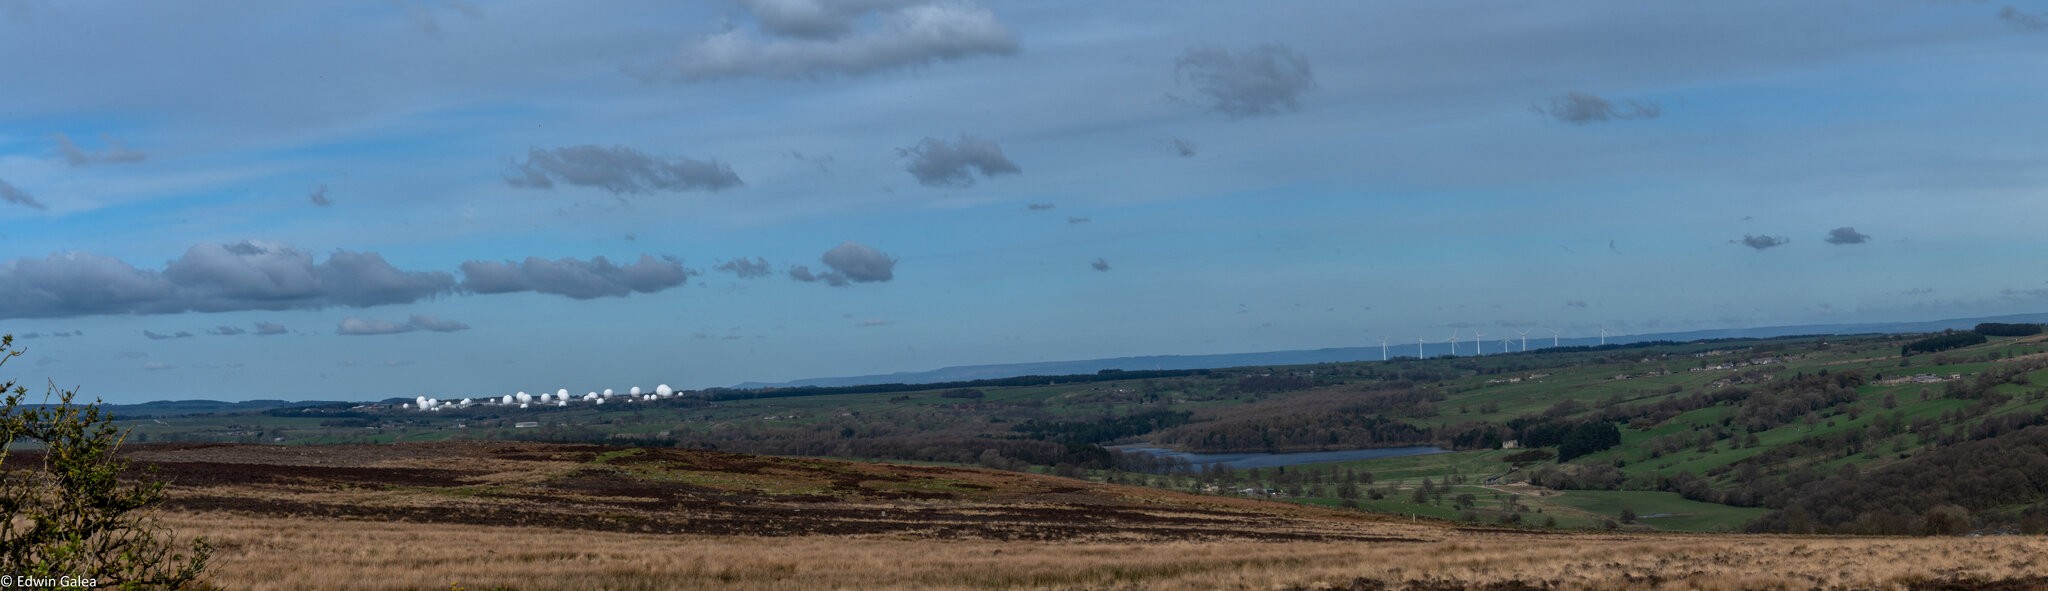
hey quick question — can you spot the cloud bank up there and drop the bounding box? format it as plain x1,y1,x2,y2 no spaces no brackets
0,241,454,319
507,145,741,194
460,254,697,299
0,242,704,319
664,0,1018,81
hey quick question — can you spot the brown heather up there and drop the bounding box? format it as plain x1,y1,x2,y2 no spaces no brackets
86,441,2048,590
170,514,2048,591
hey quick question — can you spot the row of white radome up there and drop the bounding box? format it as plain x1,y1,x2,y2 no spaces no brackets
404,385,676,411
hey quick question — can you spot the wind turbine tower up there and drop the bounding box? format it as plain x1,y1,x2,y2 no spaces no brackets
1418,336,1425,358
1517,329,1530,352
1474,331,1485,355
1448,331,1459,356
1380,337,1389,361
1599,326,1608,346
1550,329,1560,348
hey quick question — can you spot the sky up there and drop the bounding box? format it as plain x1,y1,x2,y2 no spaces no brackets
3,0,2048,403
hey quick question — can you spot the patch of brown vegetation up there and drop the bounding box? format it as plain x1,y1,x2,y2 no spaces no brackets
128,441,1427,543
109,442,2048,590
166,513,2048,591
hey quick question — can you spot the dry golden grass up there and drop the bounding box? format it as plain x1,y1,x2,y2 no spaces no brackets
170,512,2048,591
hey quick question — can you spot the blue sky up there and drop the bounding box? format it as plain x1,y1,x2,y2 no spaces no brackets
3,0,2047,403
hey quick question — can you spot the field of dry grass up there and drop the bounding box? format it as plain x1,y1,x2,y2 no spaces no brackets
85,442,2048,590
170,513,2048,590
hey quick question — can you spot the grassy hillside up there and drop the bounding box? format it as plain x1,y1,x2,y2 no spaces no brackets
112,329,2048,535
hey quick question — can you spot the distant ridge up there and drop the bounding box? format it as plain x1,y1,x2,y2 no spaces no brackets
731,312,2048,389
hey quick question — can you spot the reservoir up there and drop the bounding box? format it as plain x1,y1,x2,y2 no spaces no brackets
1107,444,1448,470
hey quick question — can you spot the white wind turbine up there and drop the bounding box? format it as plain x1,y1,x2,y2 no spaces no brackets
1473,331,1485,355
1379,337,1389,361
1448,331,1459,356
1501,336,1512,352
1550,329,1560,348
1599,326,1608,346
1418,336,1425,358
1517,329,1530,352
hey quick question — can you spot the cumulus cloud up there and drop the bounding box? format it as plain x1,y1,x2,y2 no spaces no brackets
1825,226,1871,245
407,314,470,332
142,330,194,340
309,183,332,206
663,0,1017,81
0,241,455,319
1091,258,1110,272
714,256,775,278
821,241,895,282
459,254,696,299
787,265,842,286
1733,234,1790,250
897,134,1020,187
2001,6,2048,32
209,325,247,336
791,241,896,286
52,132,146,166
336,317,415,336
506,145,742,194
1026,202,1055,211
0,178,45,210
254,321,289,335
1540,91,1661,125
1174,44,1316,117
